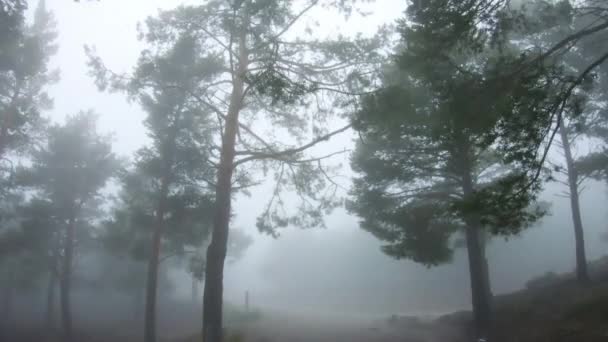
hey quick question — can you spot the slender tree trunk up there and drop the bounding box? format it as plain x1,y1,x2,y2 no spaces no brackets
464,225,492,340
144,177,169,342
46,269,57,332
47,238,60,333
192,276,199,303
143,96,184,342
60,216,75,342
2,270,15,336
202,19,249,342
462,166,493,341
479,232,492,305
559,122,589,283
245,291,249,313
134,286,144,321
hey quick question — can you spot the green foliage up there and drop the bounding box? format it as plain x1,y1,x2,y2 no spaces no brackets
455,173,545,235
349,1,551,266
29,112,119,216
0,1,27,67
98,33,219,281
0,0,58,155
112,0,386,237
577,152,608,180
0,112,118,294
0,196,55,290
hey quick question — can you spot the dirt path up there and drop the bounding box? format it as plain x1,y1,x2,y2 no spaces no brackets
231,311,439,342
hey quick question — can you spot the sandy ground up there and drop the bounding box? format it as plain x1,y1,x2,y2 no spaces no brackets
230,311,440,342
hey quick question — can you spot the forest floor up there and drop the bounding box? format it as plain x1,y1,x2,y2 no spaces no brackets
217,311,447,342
6,256,608,342
189,255,608,342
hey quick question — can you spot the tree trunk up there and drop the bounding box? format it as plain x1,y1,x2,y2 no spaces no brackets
462,167,493,341
559,122,589,283
2,270,15,336
245,290,249,313
134,285,144,321
60,216,75,342
47,238,60,333
464,225,492,340
143,94,183,342
479,232,492,305
192,276,199,303
202,19,249,342
144,177,169,342
46,269,57,332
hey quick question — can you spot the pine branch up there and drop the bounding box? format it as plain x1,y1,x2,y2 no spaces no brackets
254,0,321,50
533,20,608,65
526,51,608,190
233,123,352,166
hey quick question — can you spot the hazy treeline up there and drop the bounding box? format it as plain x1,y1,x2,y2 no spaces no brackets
1,1,608,342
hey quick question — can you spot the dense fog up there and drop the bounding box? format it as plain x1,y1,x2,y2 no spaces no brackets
2,1,608,342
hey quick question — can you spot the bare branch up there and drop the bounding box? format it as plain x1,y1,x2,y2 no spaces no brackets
259,0,320,48
317,159,348,192
526,51,608,189
533,20,608,65
158,249,197,265
234,123,352,166
191,22,238,61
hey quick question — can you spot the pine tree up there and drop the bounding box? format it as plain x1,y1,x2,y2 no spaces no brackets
88,2,384,340
348,2,557,339
27,112,119,342
92,34,219,342
0,0,58,158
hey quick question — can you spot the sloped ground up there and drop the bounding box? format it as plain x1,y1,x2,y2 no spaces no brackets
223,256,608,342
416,256,608,342
489,256,608,342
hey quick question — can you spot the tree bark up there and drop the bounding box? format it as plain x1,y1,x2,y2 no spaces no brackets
60,216,75,342
2,270,15,336
462,165,493,341
47,237,60,333
134,285,144,321
479,231,492,306
202,18,249,342
143,96,184,342
559,122,589,283
144,176,169,342
192,276,199,303
46,269,57,333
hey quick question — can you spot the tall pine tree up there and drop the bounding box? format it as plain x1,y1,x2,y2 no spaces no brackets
349,2,556,339
88,2,385,340
27,112,119,342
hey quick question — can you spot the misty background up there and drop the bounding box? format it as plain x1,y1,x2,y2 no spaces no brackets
28,0,608,317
